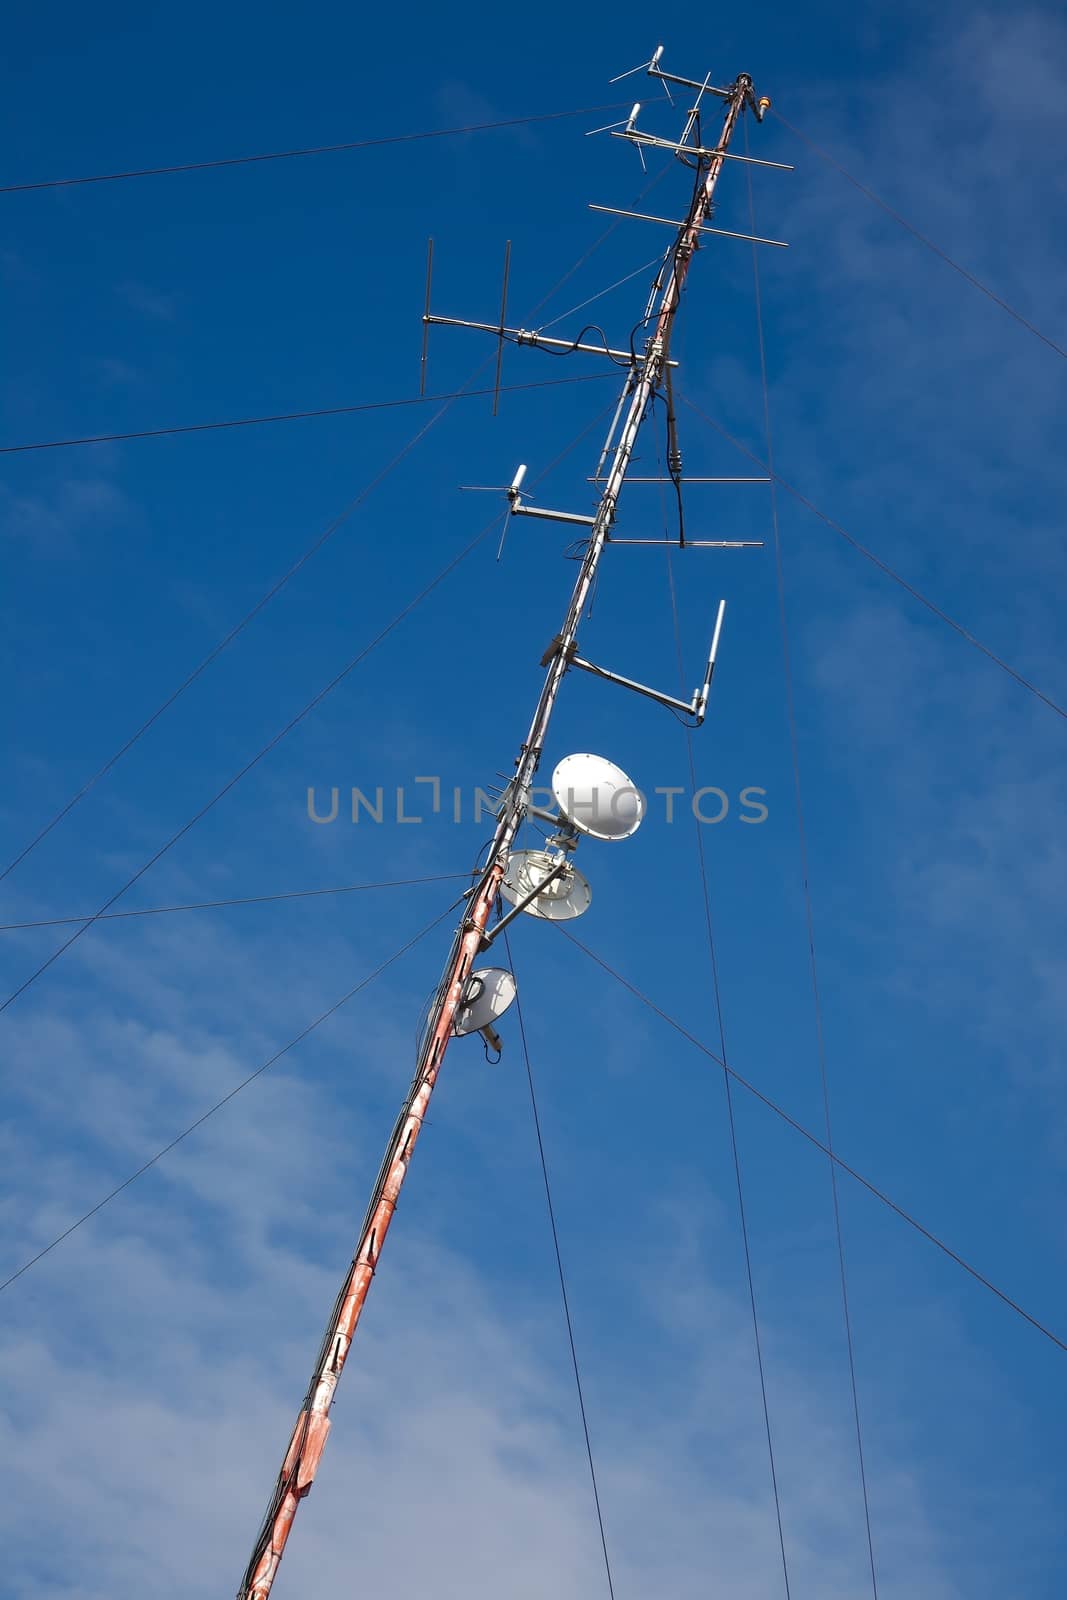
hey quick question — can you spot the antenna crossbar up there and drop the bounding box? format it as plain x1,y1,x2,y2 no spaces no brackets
610,130,793,170
570,652,699,716
649,66,731,98
423,314,679,366
605,538,762,548
588,204,788,248
569,597,725,724
591,475,769,484
513,504,598,528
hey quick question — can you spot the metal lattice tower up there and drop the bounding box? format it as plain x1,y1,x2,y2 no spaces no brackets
238,49,780,1599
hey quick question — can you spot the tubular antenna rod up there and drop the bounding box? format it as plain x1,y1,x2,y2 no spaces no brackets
610,131,792,169
592,475,770,483
698,598,727,719
424,313,679,366
237,59,767,1600
419,238,434,396
567,653,698,717
513,504,598,528
498,462,528,561
589,204,788,248
492,240,512,416
605,538,762,548
652,67,729,97
646,48,730,101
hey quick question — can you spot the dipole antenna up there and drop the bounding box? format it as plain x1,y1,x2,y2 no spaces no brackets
237,51,780,1599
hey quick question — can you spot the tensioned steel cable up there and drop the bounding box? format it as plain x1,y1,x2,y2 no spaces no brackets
0,401,617,1014
2,373,600,884
0,360,498,885
537,251,666,334
655,419,792,1596
1,172,672,458
503,929,617,1600
1,172,667,887
0,374,612,457
677,394,1067,725
0,901,456,1293
0,874,468,932
9,887,1064,1366
0,102,646,196
0,519,500,1014
0,408,617,1289
772,110,1067,365
745,127,878,1598
557,925,1067,1358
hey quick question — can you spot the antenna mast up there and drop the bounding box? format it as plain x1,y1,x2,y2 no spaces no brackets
238,53,773,1599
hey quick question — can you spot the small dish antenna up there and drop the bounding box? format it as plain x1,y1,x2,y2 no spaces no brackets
501,849,592,922
551,753,645,842
453,967,517,1057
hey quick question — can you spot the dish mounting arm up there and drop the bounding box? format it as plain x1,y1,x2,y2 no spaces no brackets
560,599,725,726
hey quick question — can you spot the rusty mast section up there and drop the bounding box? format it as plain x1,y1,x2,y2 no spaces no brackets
238,53,773,1600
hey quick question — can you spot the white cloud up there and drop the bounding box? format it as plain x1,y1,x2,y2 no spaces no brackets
0,900,983,1600
0,476,129,557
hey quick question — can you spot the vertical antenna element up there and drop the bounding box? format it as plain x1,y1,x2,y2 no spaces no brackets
696,599,726,721
497,462,527,561
492,239,512,417
419,238,434,397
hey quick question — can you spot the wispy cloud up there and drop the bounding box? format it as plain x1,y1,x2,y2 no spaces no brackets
0,898,1006,1599
0,476,129,556
118,280,178,322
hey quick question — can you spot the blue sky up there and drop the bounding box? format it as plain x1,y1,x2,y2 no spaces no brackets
2,3,1066,1596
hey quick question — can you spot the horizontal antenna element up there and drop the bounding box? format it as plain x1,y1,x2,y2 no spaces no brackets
589,204,789,248
423,313,678,367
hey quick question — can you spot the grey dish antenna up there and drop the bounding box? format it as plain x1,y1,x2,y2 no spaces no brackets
453,967,517,1057
501,849,592,922
551,753,645,842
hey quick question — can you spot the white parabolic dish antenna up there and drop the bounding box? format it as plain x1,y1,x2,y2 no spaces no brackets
453,968,517,1037
551,753,645,842
501,849,592,922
